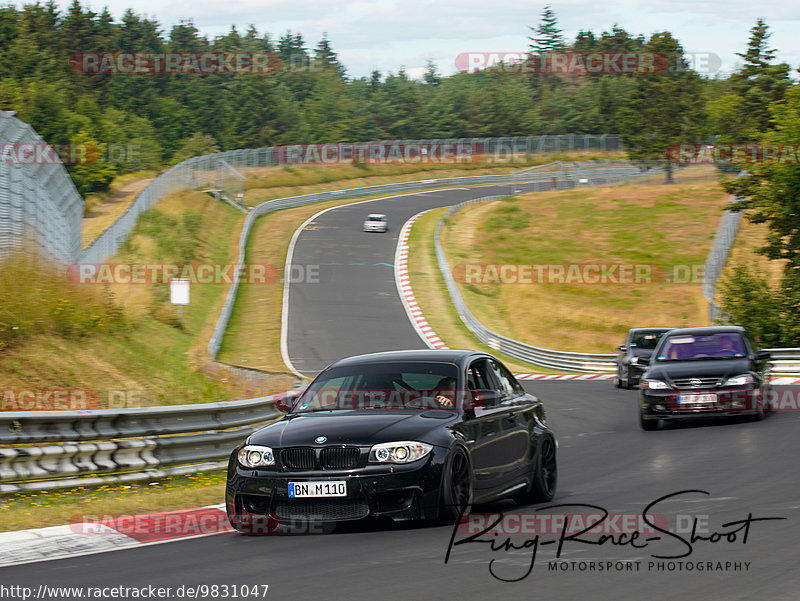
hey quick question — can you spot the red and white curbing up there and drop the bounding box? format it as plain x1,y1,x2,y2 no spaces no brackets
0,504,232,567
395,210,448,350
515,373,615,381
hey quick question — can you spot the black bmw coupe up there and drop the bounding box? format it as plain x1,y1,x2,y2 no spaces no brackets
225,349,557,532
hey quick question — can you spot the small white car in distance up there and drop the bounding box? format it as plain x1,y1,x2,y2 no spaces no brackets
363,213,388,232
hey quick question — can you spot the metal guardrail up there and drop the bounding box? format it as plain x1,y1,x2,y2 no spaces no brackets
435,196,617,373
0,394,285,493
763,348,800,375
433,173,800,373
2,160,800,492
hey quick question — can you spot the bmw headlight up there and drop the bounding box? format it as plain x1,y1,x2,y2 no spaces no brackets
237,445,275,467
725,374,754,386
630,356,639,365
369,441,433,464
642,379,669,390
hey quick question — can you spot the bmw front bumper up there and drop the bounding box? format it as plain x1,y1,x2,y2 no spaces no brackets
225,447,448,525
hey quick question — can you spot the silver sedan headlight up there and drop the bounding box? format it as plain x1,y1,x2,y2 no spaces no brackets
642,379,669,390
725,374,755,386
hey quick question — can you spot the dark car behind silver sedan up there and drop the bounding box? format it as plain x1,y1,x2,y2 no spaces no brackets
615,327,672,389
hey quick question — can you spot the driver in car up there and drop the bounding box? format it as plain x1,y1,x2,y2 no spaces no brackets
433,377,457,408
718,335,743,357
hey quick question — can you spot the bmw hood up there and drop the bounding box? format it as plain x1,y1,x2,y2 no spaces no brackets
247,411,455,447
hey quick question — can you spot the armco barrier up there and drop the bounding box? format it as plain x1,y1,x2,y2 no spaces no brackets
0,394,285,493
78,135,623,265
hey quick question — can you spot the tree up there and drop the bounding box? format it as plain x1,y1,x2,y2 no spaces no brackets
721,82,800,345
727,19,791,136
616,32,706,182
312,34,345,78
718,265,786,346
423,59,441,86
723,83,800,271
66,130,118,194
528,4,565,53
171,132,220,164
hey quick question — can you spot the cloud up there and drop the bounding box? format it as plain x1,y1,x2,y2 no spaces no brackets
64,0,800,77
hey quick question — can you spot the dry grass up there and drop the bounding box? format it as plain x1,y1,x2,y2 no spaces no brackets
720,216,786,287
0,471,228,532
82,172,158,248
442,171,730,353
406,209,559,374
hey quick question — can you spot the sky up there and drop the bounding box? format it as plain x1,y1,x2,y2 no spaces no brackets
54,0,800,79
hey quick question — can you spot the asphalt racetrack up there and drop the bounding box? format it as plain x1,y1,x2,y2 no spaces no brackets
3,184,799,600
4,382,799,600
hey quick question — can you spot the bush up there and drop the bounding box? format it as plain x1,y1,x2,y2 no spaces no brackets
718,264,793,346
0,251,125,350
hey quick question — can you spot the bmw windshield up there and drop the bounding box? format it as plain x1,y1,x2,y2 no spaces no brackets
293,362,461,413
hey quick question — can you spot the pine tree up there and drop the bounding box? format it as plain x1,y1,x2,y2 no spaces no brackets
528,5,565,54
616,32,706,183
423,59,441,86
728,19,791,135
312,34,345,78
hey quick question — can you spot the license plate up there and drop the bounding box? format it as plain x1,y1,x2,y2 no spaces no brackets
288,481,347,498
678,393,716,405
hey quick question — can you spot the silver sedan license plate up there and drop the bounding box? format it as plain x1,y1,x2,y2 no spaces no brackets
678,393,716,405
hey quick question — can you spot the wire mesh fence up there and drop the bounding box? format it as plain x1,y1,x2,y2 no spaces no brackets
0,111,83,265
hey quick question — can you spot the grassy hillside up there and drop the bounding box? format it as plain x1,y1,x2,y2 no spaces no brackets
440,167,730,353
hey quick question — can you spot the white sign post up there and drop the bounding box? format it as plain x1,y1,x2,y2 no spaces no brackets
169,278,190,323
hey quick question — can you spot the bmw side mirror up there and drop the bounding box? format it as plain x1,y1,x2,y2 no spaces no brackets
466,389,501,412
617,345,626,352
756,350,771,361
